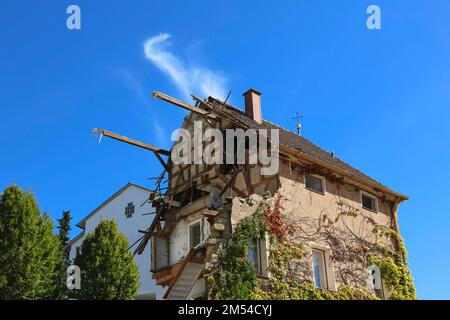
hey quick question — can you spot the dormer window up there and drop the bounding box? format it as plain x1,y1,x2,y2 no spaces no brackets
125,202,135,218
305,174,325,194
361,192,378,213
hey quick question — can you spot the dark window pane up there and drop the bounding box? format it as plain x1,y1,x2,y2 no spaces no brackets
125,202,134,218
190,223,201,248
305,175,324,193
248,239,261,274
362,194,375,211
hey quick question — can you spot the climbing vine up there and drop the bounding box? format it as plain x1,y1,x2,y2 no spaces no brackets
209,193,415,300
367,255,416,300
208,203,267,300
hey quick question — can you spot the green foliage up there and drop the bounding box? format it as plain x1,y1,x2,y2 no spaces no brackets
255,235,377,300
56,210,72,299
72,219,139,300
57,210,72,249
210,204,267,300
0,185,61,299
368,255,416,300
210,196,415,301
253,283,378,300
332,286,379,300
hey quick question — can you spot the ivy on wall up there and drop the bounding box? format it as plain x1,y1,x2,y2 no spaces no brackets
368,255,416,300
208,204,267,300
209,193,416,300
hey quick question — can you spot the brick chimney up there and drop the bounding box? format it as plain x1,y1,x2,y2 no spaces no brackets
243,89,262,124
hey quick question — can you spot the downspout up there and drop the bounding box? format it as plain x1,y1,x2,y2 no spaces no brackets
391,197,405,263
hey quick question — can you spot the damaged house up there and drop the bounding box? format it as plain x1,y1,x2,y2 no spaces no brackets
93,88,414,300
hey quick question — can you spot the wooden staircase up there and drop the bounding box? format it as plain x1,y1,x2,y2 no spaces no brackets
163,249,204,300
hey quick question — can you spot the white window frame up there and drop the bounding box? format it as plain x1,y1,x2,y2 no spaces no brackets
248,237,269,277
188,218,210,249
188,220,203,249
368,265,385,299
310,244,336,291
304,174,326,195
360,191,378,213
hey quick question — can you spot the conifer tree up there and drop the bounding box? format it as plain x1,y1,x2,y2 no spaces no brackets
0,185,61,299
56,210,72,299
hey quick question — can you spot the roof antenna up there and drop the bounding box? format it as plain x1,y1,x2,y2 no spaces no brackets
223,90,232,105
293,112,303,135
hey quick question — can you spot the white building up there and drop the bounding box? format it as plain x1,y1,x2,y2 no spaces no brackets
69,183,164,300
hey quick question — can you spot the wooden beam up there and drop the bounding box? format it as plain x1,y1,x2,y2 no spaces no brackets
154,152,169,172
244,163,254,195
191,94,214,109
152,91,217,119
219,170,240,197
219,174,247,198
93,128,170,156
202,209,219,218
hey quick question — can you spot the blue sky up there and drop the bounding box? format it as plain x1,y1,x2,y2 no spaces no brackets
1,1,449,299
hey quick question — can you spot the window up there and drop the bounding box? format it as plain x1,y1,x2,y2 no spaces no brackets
248,238,267,276
124,202,135,218
312,249,328,289
369,265,384,299
188,219,210,249
361,192,378,212
305,174,325,194
189,222,202,248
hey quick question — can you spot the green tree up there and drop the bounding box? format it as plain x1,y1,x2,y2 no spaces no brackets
0,185,61,299
57,210,72,250
72,219,139,300
56,210,72,299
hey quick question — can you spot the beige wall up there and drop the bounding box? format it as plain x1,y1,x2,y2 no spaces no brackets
229,159,397,295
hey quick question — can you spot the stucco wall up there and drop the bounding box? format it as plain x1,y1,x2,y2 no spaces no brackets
169,196,211,264
228,159,396,294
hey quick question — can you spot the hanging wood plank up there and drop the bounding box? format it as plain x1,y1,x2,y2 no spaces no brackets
92,128,170,156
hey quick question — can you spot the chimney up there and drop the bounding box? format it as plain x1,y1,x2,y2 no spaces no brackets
243,89,262,124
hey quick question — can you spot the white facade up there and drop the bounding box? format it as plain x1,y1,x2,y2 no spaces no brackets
69,183,164,299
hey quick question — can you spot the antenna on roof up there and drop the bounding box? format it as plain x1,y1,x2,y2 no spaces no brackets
293,112,303,135
223,90,232,105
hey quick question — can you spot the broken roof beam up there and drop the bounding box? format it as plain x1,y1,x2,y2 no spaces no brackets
154,152,169,172
152,91,217,120
92,128,170,156
191,94,215,109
